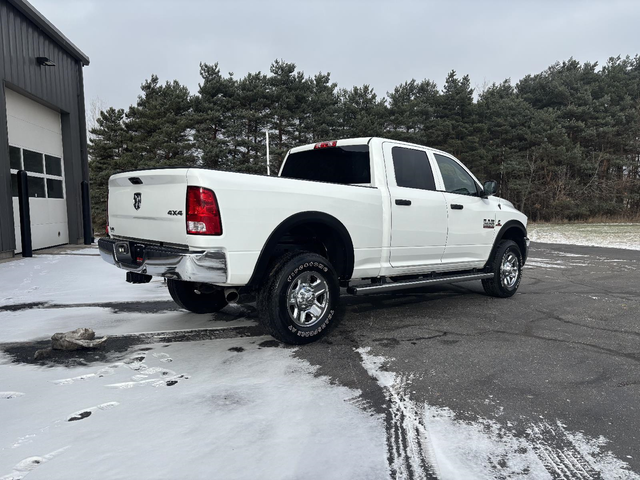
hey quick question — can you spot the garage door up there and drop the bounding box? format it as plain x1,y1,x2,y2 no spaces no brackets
6,88,68,253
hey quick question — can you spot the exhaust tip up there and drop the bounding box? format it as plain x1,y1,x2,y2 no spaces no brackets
224,288,239,303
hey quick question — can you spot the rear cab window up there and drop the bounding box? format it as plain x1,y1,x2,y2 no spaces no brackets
280,144,371,186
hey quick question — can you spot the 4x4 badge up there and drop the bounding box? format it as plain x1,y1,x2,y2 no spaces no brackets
133,192,142,210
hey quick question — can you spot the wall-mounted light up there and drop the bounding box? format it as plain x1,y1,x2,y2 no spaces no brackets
36,56,56,67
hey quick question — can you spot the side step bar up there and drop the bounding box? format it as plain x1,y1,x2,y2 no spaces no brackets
346,272,494,295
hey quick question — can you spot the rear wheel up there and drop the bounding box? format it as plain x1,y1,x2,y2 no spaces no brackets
257,252,340,344
482,240,523,298
167,279,228,314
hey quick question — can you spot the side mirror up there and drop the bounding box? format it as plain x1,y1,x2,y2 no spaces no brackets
483,180,498,197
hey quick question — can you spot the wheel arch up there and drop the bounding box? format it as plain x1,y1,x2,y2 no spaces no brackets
247,211,355,288
487,220,528,267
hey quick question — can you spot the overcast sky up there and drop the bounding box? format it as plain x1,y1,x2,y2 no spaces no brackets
32,0,640,112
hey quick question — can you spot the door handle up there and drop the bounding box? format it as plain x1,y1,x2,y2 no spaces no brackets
451,204,464,210
395,199,412,206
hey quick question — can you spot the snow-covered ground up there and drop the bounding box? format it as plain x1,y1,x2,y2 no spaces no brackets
0,248,387,479
1,245,638,479
0,339,387,480
0,251,170,307
529,223,640,250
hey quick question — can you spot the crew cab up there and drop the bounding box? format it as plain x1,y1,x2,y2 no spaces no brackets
98,137,529,344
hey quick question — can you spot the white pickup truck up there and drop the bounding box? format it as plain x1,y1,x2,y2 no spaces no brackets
99,137,529,344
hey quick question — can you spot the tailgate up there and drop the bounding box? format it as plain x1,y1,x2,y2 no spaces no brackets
108,169,190,246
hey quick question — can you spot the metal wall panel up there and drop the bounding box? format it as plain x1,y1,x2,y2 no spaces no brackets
0,0,89,254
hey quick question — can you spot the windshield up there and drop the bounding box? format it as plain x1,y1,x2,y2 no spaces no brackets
280,145,371,185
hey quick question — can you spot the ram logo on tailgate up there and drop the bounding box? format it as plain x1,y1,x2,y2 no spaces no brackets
133,192,142,210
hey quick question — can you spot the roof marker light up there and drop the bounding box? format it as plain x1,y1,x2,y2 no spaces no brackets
314,141,337,149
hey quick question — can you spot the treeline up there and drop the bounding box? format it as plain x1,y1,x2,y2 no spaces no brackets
89,56,640,228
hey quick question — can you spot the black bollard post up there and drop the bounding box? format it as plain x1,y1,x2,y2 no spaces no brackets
81,180,93,244
16,170,32,257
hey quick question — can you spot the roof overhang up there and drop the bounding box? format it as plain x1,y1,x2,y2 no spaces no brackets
7,0,90,66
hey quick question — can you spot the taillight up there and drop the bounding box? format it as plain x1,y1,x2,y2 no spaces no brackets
186,186,222,235
314,140,337,149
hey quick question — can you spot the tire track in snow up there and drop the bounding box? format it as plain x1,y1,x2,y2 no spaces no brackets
527,422,602,479
356,347,639,480
356,347,439,480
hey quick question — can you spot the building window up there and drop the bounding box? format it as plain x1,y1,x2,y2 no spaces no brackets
28,176,46,198
10,146,22,170
46,179,64,199
11,173,18,197
23,149,44,173
9,145,65,199
45,155,63,176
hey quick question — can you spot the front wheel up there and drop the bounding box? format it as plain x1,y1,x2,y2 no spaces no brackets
482,240,523,298
257,252,340,345
167,279,228,314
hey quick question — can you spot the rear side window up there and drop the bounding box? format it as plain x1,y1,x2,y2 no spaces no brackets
280,145,371,185
392,147,436,191
434,153,478,196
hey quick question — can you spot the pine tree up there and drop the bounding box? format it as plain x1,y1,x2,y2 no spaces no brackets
193,63,237,171
123,75,197,170
338,85,387,137
88,107,128,230
435,71,478,163
305,72,340,141
228,72,270,174
268,60,310,171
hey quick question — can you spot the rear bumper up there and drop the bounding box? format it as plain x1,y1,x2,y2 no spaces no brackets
98,237,227,283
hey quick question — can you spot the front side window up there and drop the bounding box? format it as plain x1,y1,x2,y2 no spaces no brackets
392,147,436,191
434,153,478,196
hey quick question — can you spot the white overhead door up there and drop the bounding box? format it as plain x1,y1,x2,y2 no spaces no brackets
6,88,68,253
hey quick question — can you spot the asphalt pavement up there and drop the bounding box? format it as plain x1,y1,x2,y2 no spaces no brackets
298,242,640,475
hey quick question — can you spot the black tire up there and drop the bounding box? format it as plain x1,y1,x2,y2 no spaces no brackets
167,279,228,314
482,240,523,298
257,252,340,345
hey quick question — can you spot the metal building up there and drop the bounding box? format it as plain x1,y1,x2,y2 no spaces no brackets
0,0,91,259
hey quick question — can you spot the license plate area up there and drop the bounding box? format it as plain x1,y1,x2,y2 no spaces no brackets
115,241,146,266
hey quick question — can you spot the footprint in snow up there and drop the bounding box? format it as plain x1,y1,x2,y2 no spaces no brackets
97,366,117,377
106,374,189,389
1,391,25,399
52,365,121,385
0,447,69,480
152,352,172,363
52,373,97,385
67,402,119,422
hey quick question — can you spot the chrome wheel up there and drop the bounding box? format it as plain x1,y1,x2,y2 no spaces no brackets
500,252,519,289
287,272,329,327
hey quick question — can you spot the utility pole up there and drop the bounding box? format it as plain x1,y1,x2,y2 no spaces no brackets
266,130,271,176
